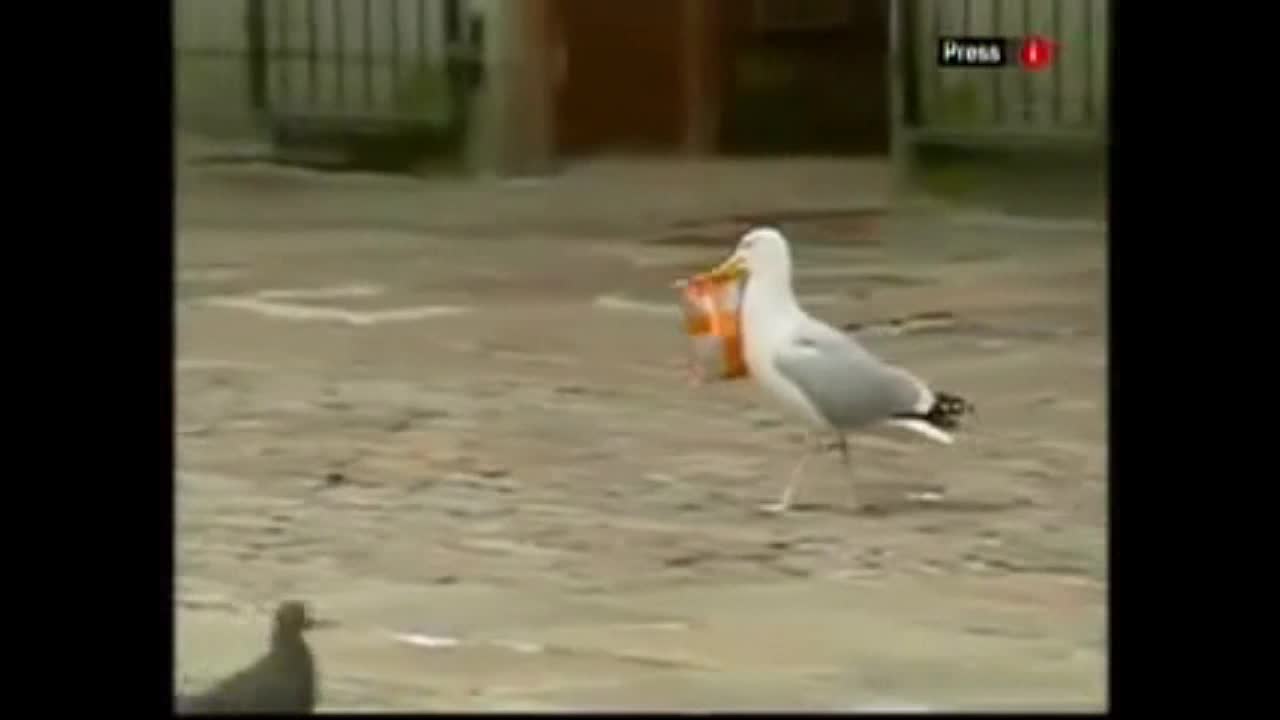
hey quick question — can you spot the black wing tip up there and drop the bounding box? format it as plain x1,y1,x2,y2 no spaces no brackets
895,391,974,429
928,392,975,429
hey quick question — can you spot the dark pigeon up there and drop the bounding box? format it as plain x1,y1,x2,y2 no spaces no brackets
176,600,321,714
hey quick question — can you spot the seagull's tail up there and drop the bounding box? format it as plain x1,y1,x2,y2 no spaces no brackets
921,391,975,430
889,391,975,444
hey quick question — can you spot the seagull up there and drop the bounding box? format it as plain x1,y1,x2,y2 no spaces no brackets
705,227,973,513
176,600,325,714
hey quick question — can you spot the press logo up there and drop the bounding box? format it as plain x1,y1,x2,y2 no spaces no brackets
937,35,1057,70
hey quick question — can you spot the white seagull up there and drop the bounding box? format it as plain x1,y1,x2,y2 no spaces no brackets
706,227,973,513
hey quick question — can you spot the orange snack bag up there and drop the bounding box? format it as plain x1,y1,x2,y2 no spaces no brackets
674,272,749,383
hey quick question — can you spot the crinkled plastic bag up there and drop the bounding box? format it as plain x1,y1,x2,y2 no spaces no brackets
674,272,748,384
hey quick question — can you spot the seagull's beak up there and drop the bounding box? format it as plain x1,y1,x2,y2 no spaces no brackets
306,616,339,630
706,253,748,281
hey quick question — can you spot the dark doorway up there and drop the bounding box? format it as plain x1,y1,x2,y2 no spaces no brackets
720,0,890,156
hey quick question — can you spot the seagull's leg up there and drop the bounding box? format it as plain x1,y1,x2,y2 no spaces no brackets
759,433,819,514
835,434,859,508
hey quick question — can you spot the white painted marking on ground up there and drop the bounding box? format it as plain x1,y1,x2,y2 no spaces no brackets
179,268,245,283
907,490,946,503
202,297,471,325
177,358,267,371
388,631,554,657
488,639,545,654
592,295,680,316
391,632,461,649
256,284,384,300
197,283,471,325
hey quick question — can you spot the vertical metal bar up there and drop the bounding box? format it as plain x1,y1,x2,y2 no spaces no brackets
1052,0,1063,123
277,0,291,104
889,0,915,195
306,0,318,104
1021,0,1032,124
334,0,346,107
1103,0,1111,134
390,0,401,107
444,0,461,121
1084,0,1094,123
888,0,906,192
246,0,268,113
445,0,461,43
992,0,1003,124
961,0,972,123
902,0,920,128
931,0,941,125
363,0,374,108
418,0,428,71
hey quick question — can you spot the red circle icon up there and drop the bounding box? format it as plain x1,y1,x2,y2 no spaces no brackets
1020,35,1055,71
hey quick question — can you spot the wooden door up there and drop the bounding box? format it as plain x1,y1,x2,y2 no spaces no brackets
553,0,687,154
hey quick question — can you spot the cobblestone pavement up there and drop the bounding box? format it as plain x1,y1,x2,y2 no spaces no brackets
175,156,1107,711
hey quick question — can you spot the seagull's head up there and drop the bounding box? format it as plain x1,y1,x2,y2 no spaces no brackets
274,601,316,637
708,227,792,284
271,600,336,644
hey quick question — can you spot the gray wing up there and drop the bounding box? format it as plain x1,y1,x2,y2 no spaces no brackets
772,320,928,430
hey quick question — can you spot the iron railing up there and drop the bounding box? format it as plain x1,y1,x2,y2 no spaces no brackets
247,0,482,127
896,0,1107,146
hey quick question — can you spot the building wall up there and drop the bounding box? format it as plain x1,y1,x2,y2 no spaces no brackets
908,0,1108,133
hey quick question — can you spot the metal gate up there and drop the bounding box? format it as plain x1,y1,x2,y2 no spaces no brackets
246,0,485,160
892,0,1108,149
